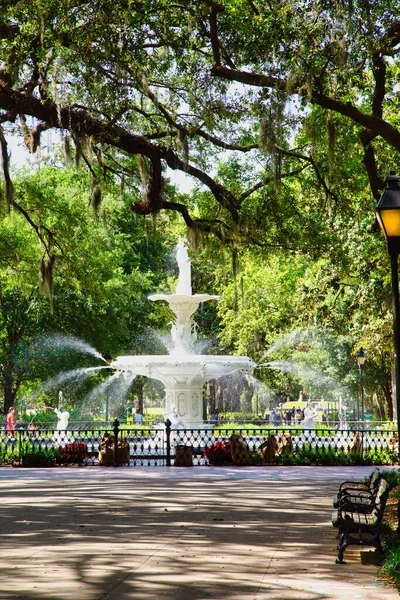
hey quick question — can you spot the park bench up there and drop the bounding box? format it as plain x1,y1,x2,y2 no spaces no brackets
333,467,381,512
332,477,392,564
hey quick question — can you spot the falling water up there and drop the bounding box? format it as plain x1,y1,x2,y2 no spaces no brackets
256,329,306,364
37,366,110,394
85,371,137,408
261,360,347,396
246,373,273,398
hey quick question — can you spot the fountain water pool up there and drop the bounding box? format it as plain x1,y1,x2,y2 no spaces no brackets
110,240,255,428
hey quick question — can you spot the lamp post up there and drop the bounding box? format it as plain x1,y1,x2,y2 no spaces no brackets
376,171,400,439
356,348,365,430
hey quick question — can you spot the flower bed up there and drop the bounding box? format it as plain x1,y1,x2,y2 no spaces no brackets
60,442,88,464
204,441,231,465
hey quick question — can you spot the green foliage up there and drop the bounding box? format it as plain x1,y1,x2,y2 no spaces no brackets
250,451,263,465
380,534,400,589
0,440,61,467
380,469,400,488
273,445,398,467
0,166,173,414
0,0,399,424
220,412,260,422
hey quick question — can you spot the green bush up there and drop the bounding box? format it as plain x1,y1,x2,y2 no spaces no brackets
221,412,261,423
20,446,61,467
380,533,400,588
0,440,61,467
380,468,400,487
250,451,263,465
275,445,398,467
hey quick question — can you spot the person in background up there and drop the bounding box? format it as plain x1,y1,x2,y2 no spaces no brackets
134,409,144,426
28,419,38,437
15,417,27,430
6,407,15,434
210,409,219,423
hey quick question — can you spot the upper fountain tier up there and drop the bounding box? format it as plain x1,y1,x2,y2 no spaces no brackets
149,239,219,355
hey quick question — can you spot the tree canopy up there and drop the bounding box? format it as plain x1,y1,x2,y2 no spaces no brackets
1,1,399,249
0,1,399,419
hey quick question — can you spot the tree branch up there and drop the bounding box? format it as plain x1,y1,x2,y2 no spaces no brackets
238,166,308,204
211,64,289,92
371,53,386,118
359,130,384,200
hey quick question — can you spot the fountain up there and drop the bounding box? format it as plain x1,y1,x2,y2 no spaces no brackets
110,240,255,428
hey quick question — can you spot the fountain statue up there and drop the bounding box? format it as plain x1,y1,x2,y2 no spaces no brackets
176,239,192,295
54,407,70,431
110,239,255,428
301,405,318,430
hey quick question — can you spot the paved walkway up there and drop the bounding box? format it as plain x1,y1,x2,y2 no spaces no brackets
0,466,398,600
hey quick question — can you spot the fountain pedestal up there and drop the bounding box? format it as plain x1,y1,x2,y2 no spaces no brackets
165,387,203,429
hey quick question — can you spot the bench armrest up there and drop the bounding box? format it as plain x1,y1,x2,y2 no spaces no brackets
338,480,368,492
338,486,372,496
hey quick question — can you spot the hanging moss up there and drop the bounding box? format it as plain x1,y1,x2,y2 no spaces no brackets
232,248,239,314
90,169,102,218
326,111,336,175
74,136,82,170
63,135,72,166
188,222,200,251
39,233,56,312
259,117,276,151
177,129,189,171
137,155,147,200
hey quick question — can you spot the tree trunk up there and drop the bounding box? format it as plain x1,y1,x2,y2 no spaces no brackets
136,376,144,415
208,381,216,414
2,373,16,415
381,380,394,420
240,383,253,413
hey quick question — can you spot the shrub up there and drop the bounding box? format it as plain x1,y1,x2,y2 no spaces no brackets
221,412,260,423
380,533,400,588
250,451,263,465
380,469,400,488
20,446,61,467
2,440,61,467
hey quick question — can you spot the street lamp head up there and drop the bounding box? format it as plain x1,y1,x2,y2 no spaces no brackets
356,347,366,370
376,171,400,255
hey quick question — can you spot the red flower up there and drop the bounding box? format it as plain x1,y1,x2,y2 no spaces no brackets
61,441,88,461
204,441,231,464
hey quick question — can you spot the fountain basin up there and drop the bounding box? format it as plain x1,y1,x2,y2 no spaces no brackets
110,354,254,385
110,354,255,428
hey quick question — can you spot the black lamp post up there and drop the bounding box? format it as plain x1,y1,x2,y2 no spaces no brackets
376,171,400,439
356,347,365,429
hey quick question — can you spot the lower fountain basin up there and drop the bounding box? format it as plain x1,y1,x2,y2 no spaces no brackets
110,354,255,386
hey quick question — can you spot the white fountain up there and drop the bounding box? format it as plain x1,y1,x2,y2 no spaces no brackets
110,240,255,428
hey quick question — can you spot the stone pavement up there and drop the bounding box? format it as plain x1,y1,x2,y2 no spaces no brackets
0,465,398,600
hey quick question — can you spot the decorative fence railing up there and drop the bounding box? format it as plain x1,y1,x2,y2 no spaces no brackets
0,420,398,467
